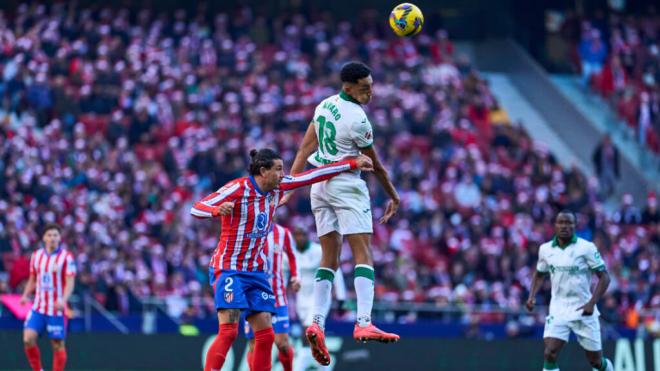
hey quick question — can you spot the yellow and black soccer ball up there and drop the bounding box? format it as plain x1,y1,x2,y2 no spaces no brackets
389,3,424,37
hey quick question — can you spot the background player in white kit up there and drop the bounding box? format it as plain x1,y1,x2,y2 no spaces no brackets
287,61,400,366
526,211,613,371
290,226,346,371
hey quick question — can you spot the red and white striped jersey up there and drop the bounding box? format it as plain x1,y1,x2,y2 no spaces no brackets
264,224,298,307
191,159,357,274
30,247,76,316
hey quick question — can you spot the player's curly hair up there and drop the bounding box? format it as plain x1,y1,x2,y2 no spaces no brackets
248,148,282,176
340,61,371,83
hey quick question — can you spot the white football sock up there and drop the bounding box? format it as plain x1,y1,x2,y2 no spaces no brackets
354,264,375,328
311,267,335,330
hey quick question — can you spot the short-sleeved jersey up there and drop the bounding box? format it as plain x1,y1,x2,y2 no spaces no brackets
30,247,76,316
191,160,357,274
293,241,347,306
265,224,298,307
536,236,606,321
307,91,374,167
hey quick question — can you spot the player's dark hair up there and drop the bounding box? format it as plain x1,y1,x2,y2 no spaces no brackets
248,148,282,176
340,61,371,83
556,210,577,221
42,223,62,236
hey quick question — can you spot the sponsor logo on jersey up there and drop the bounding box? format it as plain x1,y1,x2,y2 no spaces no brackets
247,212,270,238
47,324,64,334
260,292,275,300
256,212,268,231
548,265,589,274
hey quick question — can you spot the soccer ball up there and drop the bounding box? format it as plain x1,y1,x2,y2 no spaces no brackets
389,3,424,37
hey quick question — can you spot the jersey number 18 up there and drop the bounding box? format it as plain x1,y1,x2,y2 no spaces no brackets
317,115,338,155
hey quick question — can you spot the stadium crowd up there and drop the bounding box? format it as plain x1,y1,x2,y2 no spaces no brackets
566,10,660,153
0,3,658,332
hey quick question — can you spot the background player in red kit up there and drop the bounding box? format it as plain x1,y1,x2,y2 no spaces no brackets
244,223,301,371
191,148,372,371
21,223,76,371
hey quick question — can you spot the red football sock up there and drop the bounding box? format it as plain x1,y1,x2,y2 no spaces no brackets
24,344,42,371
278,346,294,371
53,348,67,371
252,328,275,371
247,349,254,370
204,323,238,371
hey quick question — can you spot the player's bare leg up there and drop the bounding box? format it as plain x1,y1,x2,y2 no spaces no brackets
306,231,341,366
204,309,240,371
247,312,275,371
51,339,67,371
23,328,42,371
346,233,399,343
542,337,565,371
585,350,613,371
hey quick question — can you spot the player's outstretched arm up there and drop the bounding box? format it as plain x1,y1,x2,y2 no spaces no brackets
360,146,400,224
525,269,547,312
190,182,241,218
280,155,373,191
280,122,319,206
290,122,319,176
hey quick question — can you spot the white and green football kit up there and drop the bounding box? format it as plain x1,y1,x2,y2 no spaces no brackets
308,91,374,236
537,236,607,351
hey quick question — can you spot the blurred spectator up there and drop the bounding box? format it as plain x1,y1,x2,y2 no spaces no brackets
592,134,620,198
579,28,608,86
8,250,29,291
642,192,660,224
563,11,660,153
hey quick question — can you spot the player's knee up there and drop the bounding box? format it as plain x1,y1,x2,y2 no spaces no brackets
543,347,559,362
51,340,65,351
23,337,37,347
275,338,289,352
23,331,37,347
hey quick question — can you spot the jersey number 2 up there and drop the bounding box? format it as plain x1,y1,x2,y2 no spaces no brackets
224,277,234,292
317,115,338,155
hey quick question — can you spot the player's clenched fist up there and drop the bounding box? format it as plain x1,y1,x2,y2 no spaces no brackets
525,298,535,312
212,202,235,217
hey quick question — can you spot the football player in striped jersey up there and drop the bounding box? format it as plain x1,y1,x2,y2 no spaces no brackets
192,148,372,371
21,223,76,371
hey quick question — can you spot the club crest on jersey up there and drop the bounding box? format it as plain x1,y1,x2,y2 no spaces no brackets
224,292,234,303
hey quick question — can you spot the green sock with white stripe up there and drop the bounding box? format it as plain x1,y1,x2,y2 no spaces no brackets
311,267,335,330
354,264,375,328
543,360,559,370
